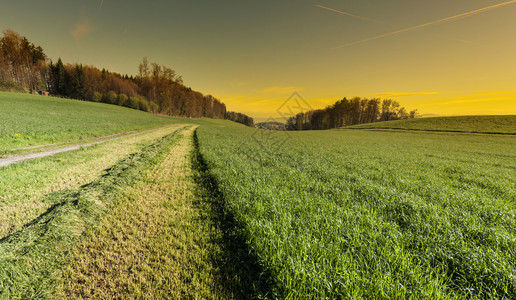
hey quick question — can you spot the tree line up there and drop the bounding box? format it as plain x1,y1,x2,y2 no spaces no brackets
0,29,254,123
0,29,45,93
225,111,255,127
287,97,418,130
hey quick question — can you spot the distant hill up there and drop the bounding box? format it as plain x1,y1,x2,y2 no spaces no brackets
419,113,441,118
343,115,516,135
256,121,286,130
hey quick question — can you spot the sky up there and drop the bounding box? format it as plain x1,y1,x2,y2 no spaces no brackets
1,0,516,122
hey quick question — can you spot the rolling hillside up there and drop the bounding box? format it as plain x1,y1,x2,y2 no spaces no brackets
343,115,516,134
0,91,176,150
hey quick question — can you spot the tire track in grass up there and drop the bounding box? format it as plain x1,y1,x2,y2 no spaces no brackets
0,126,170,167
7,131,130,151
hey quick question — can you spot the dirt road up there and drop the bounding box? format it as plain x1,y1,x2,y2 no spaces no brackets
0,127,165,167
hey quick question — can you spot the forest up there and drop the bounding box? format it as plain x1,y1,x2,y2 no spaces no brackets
286,97,418,130
0,29,254,126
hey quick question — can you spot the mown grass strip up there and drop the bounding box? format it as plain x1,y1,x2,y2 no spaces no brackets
0,125,187,299
62,126,221,298
61,127,274,299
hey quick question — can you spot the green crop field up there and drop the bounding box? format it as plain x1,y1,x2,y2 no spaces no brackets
195,119,516,299
0,91,175,150
344,115,516,134
1,92,515,299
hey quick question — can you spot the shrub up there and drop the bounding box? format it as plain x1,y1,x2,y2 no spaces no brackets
117,94,128,106
102,91,117,104
91,92,102,102
0,79,25,93
138,99,150,112
127,96,140,109
150,102,159,113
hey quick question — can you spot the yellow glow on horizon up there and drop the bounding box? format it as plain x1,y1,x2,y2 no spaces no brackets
259,86,305,95
223,92,516,122
373,92,440,98
401,92,516,116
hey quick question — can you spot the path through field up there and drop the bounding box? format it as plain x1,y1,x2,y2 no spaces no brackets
60,126,229,298
0,126,166,167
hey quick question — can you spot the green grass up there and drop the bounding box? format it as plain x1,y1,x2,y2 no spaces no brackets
344,115,516,134
195,119,516,299
0,126,187,298
0,91,176,149
0,92,243,298
0,125,183,239
1,124,254,299
2,92,515,299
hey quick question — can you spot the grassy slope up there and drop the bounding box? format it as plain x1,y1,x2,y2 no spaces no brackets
195,119,516,298
4,91,515,298
1,122,257,299
0,91,176,149
344,115,516,134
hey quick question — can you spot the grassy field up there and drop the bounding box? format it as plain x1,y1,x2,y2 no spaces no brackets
344,115,516,134
0,93,261,298
195,119,516,298
0,91,175,150
2,92,516,298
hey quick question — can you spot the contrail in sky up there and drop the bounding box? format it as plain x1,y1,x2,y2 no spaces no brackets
315,4,385,24
332,0,516,49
